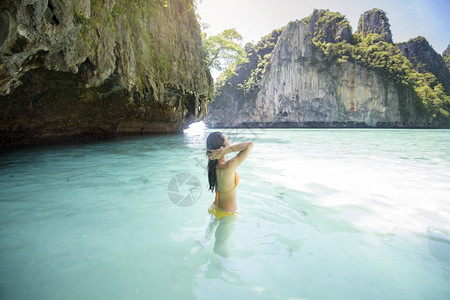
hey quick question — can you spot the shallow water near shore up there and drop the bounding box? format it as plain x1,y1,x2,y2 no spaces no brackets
1,127,449,299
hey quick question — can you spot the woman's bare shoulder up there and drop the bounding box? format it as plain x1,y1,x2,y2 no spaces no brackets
216,161,235,172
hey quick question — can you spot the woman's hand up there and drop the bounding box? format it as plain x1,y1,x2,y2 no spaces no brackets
206,147,224,160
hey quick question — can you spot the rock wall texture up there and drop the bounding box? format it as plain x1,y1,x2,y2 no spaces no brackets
205,9,447,128
0,0,213,148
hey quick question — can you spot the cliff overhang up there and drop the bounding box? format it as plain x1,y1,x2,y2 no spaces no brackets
0,0,213,148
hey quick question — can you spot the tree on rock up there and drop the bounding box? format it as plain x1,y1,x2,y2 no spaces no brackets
202,28,247,79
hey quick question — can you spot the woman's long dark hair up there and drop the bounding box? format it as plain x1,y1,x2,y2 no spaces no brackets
206,132,225,193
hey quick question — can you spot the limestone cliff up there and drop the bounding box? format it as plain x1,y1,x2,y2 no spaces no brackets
0,0,213,148
205,9,449,128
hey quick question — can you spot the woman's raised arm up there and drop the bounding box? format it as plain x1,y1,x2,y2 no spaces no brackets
222,141,254,170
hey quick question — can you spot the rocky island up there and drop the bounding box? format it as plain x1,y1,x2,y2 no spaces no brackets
0,0,213,148
205,9,450,129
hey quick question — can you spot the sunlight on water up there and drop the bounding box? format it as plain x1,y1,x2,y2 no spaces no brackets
0,129,449,299
183,121,206,135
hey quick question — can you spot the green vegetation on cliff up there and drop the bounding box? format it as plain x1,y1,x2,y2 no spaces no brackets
397,37,450,95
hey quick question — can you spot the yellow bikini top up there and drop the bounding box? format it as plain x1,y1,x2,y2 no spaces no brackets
215,171,239,205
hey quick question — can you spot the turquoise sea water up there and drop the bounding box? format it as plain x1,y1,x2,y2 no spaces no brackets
1,125,449,299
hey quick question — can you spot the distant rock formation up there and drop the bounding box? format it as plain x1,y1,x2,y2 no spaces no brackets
356,8,392,43
0,0,213,148
397,37,450,93
205,9,449,129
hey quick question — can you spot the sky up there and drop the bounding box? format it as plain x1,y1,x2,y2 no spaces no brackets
196,0,450,55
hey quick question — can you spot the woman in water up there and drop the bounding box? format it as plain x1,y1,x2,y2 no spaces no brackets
206,131,254,217
202,132,253,257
